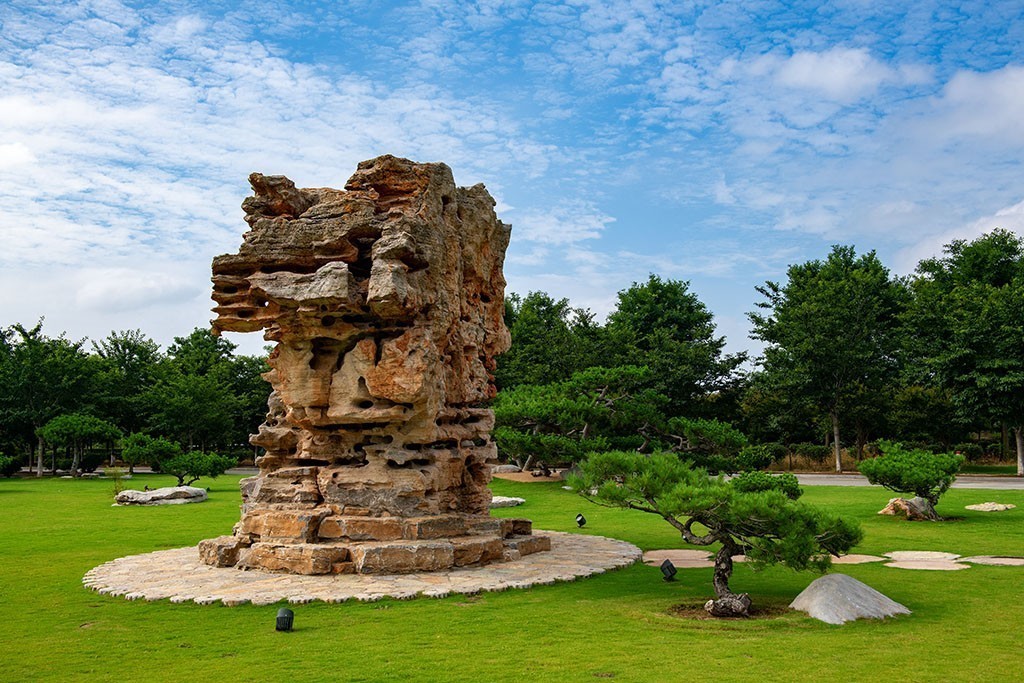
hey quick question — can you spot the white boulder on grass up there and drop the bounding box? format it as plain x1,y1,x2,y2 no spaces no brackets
790,574,910,625
489,496,526,508
115,486,207,506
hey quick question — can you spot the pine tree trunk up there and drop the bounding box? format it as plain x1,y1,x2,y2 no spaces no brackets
830,411,842,473
705,545,752,617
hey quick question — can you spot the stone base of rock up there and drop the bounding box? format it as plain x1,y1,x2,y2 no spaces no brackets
790,573,911,624
115,486,208,506
84,531,640,605
199,514,549,575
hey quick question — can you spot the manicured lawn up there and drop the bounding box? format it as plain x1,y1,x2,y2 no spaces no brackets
2,474,1022,682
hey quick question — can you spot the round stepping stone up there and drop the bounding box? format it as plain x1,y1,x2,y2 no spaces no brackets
884,560,969,571
961,556,1024,566
884,551,961,561
641,549,713,568
831,554,885,565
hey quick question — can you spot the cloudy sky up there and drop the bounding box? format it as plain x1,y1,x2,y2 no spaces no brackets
2,0,1023,357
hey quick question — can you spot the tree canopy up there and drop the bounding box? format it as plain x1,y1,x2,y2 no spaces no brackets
749,246,905,471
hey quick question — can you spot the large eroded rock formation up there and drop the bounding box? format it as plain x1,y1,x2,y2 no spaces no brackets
198,155,549,574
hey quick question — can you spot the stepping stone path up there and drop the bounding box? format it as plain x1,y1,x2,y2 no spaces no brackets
959,556,1024,566
884,551,970,570
643,549,1024,571
84,531,641,606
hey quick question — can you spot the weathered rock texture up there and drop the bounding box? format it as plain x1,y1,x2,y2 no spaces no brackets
878,496,940,521
199,155,549,574
790,573,911,624
116,486,207,506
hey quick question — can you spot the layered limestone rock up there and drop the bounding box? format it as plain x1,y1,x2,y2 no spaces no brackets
199,155,549,574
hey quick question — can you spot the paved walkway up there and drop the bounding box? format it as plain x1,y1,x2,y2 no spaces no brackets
83,531,641,606
794,473,1024,490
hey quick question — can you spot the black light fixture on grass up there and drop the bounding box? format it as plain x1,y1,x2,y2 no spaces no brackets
660,559,677,581
276,608,294,632
575,513,586,528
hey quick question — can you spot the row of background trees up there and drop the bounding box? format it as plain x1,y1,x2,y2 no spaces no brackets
0,326,268,476
495,230,1024,475
1,229,1021,476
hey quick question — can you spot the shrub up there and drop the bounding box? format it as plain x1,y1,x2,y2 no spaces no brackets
762,442,788,462
735,444,775,472
858,440,964,518
160,451,237,487
103,466,127,497
730,470,802,500
954,443,984,462
120,433,182,474
793,443,831,464
0,455,21,478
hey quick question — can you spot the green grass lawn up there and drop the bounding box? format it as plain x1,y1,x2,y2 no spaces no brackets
2,474,1022,682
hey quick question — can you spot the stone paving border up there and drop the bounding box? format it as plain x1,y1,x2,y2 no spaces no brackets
642,549,1024,571
83,531,641,606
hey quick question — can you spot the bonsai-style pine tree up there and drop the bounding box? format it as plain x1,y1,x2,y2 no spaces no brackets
571,451,861,617
858,441,964,520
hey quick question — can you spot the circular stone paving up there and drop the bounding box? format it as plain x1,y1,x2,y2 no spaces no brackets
83,531,641,606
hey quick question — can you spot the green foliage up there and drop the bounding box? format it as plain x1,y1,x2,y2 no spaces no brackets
571,451,861,597
750,246,906,470
0,454,20,477
496,292,611,389
858,441,965,505
730,471,802,500
954,443,985,462
495,365,751,472
792,443,831,464
735,444,775,472
38,413,121,448
905,230,1024,473
120,433,183,472
607,275,745,417
160,450,237,487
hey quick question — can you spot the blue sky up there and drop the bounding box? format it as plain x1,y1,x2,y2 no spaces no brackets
2,0,1023,357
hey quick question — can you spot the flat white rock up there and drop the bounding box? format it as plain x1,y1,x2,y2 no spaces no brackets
965,502,1016,512
115,486,207,506
489,496,526,508
790,573,911,625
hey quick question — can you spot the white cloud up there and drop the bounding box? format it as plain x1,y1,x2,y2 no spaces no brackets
510,201,615,245
771,47,926,103
895,199,1024,273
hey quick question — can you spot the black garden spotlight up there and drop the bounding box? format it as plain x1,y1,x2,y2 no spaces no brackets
276,608,294,632
660,559,677,582
575,513,587,528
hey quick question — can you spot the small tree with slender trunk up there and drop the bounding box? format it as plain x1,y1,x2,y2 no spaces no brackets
571,451,861,617
858,441,964,520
